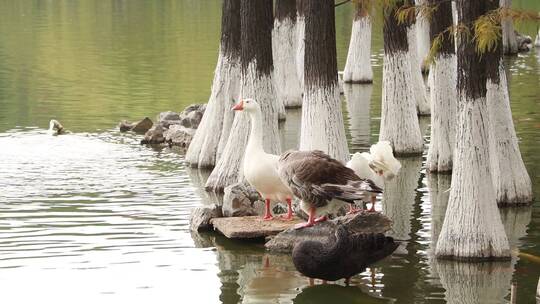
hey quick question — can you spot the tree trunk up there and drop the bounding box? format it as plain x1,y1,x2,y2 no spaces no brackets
205,0,280,192
379,1,424,155
485,18,533,206
500,0,518,55
435,0,510,260
344,83,372,149
295,0,306,93
407,15,430,116
415,0,431,73
343,1,373,83
300,0,349,163
186,0,241,168
427,0,457,172
273,0,302,108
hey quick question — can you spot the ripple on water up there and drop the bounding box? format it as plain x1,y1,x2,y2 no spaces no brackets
0,130,204,270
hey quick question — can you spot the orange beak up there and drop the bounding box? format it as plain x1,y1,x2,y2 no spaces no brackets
232,99,244,111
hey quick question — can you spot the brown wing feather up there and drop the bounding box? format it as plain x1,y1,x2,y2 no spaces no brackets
280,150,360,185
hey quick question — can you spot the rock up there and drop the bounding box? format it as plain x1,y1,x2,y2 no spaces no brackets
211,216,303,239
157,111,182,129
118,120,134,132
516,32,532,52
189,204,222,232
164,124,195,147
141,124,166,144
131,117,153,134
222,183,262,217
158,111,181,122
179,104,206,129
264,212,393,253
183,108,204,129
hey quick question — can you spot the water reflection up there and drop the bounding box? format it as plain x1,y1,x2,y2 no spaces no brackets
382,157,423,243
344,84,373,151
434,260,514,304
427,174,451,253
293,284,391,304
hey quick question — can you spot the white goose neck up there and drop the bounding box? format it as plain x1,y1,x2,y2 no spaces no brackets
246,108,264,153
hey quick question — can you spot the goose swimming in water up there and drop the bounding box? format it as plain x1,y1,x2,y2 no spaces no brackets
232,98,295,220
278,150,382,229
346,141,401,212
292,225,398,284
48,119,66,136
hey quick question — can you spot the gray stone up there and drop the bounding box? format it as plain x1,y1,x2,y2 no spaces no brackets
141,124,166,144
184,109,204,129
222,183,262,217
158,111,181,122
179,104,206,129
189,205,222,232
157,111,182,129
516,32,532,52
264,212,393,253
164,124,195,148
118,120,134,132
131,117,153,134
211,216,302,239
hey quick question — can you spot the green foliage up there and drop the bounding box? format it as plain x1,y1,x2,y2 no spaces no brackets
473,13,501,54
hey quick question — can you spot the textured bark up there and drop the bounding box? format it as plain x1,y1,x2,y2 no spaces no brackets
379,1,424,155
344,84,372,149
300,0,349,163
435,0,510,261
427,0,457,172
415,0,431,72
186,0,241,168
500,0,518,55
343,2,373,83
407,24,430,115
485,63,532,204
295,0,306,92
273,0,302,108
206,0,280,192
275,0,296,21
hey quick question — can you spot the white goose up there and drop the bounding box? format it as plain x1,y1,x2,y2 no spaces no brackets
232,98,294,220
346,141,401,212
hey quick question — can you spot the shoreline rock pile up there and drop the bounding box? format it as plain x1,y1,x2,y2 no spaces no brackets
119,104,205,148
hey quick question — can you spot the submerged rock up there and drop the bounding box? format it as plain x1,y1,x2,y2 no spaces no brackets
118,120,134,132
127,103,206,147
131,117,153,133
265,212,393,253
189,204,222,232
141,124,166,144
164,124,195,147
120,117,153,133
222,183,262,217
48,119,67,136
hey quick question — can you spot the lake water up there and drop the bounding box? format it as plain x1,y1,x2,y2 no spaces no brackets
0,1,539,303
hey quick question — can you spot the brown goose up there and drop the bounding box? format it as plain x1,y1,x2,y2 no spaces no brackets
277,150,382,229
